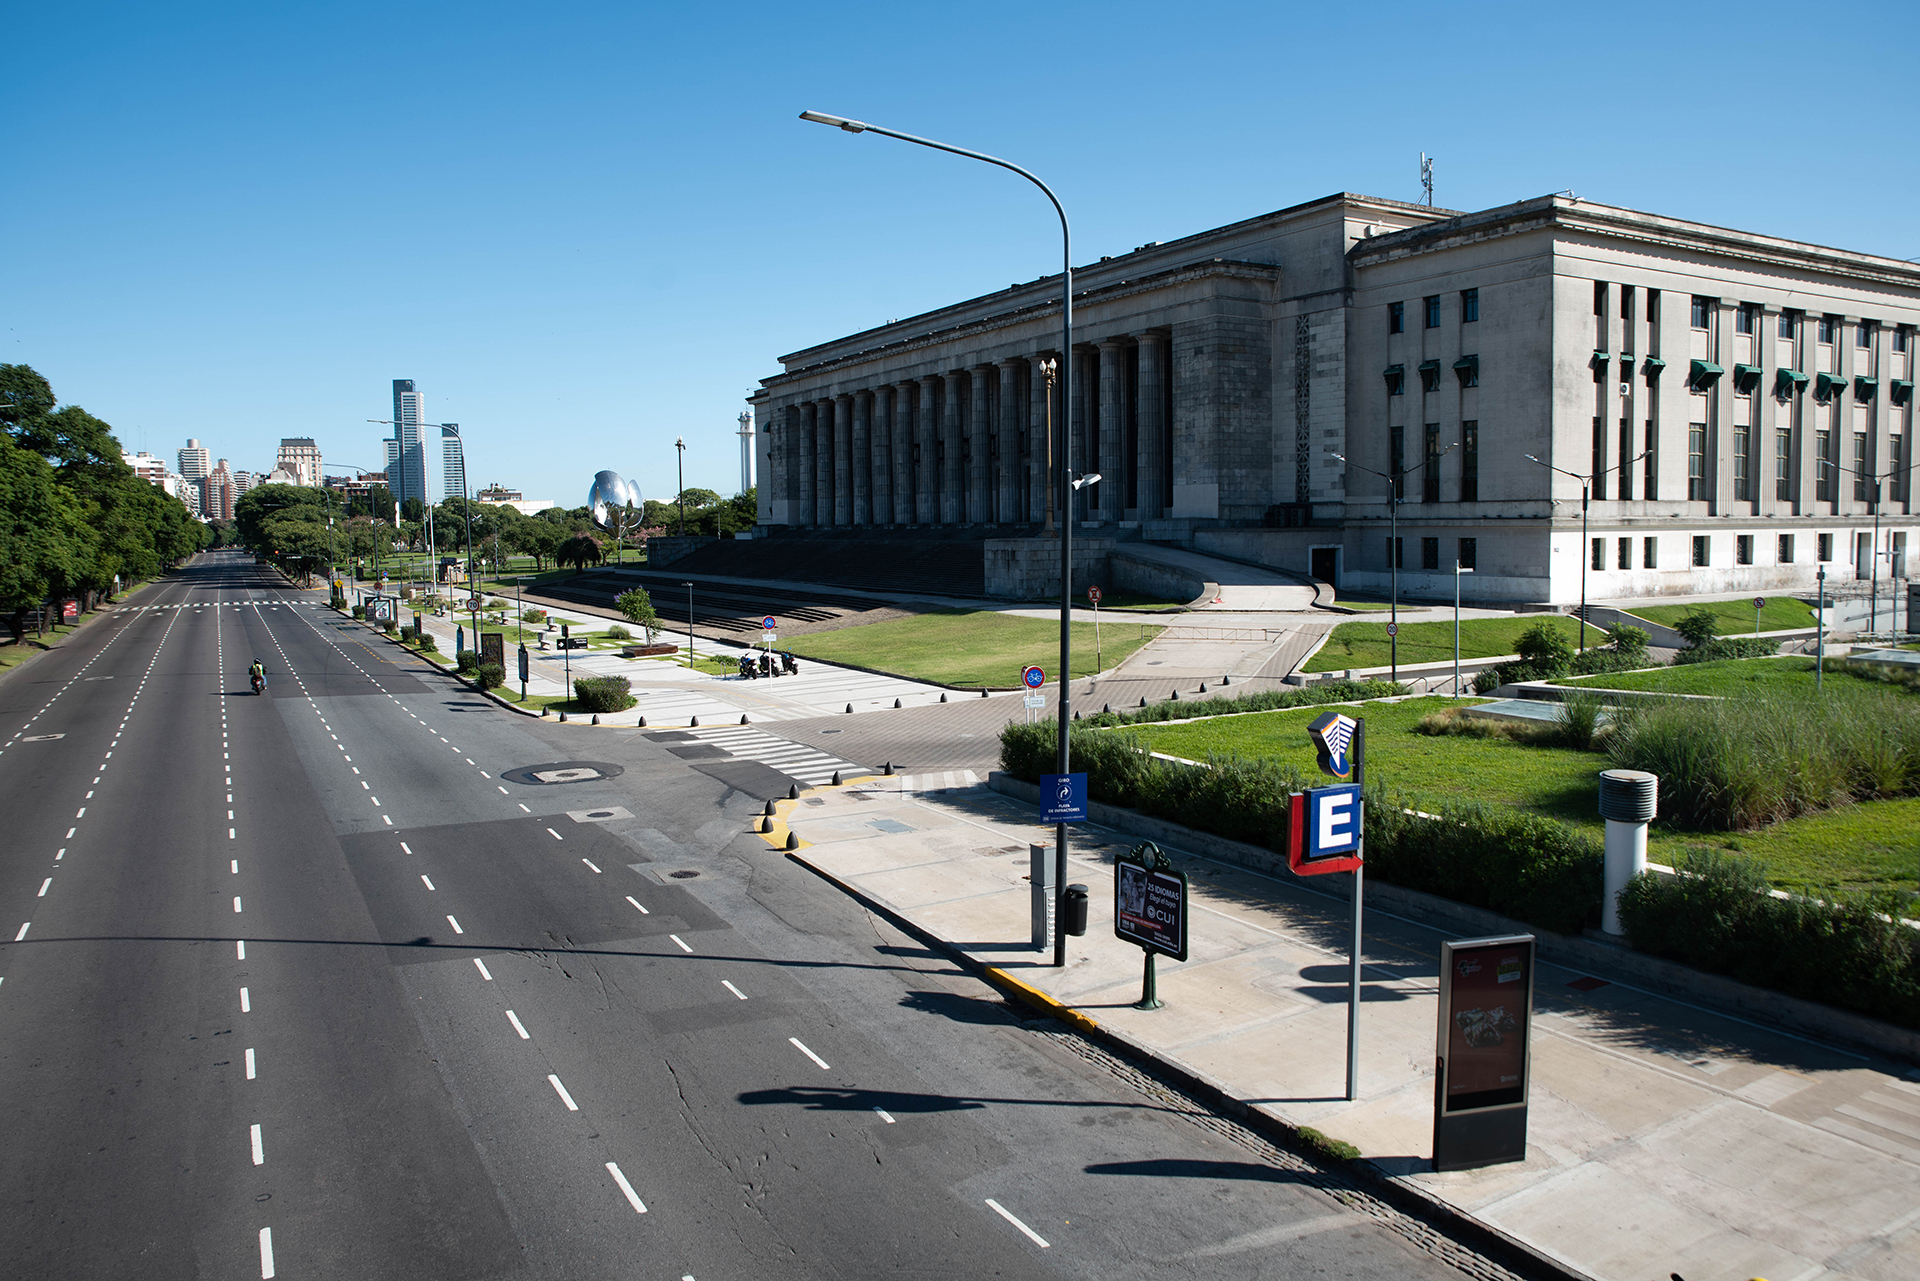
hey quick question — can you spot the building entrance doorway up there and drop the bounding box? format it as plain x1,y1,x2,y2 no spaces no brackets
1310,546,1339,586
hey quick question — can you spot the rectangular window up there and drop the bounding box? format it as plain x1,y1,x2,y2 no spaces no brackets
1460,288,1479,323
1422,537,1440,570
1894,326,1910,354
1736,534,1753,565
1617,537,1631,570
1389,301,1404,334
1423,424,1440,504
1854,432,1870,500
1735,304,1756,335
1620,286,1633,321
1818,532,1833,562
1818,315,1837,344
1817,430,1834,501
1458,537,1477,570
1592,538,1605,571
1691,295,1713,329
1460,421,1478,502
1857,321,1873,349
1778,534,1795,564
1779,310,1798,339
1688,423,1707,500
1390,426,1405,501
1892,435,1905,501
1592,417,1607,501
1693,535,1710,567
1643,536,1658,569
1644,421,1657,499
1733,426,1750,502
1618,416,1633,501
1424,295,1441,329
1776,428,1792,500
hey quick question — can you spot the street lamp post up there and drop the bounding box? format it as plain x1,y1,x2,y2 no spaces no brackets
681,581,695,672
1525,451,1648,654
1454,560,1473,696
1327,446,1454,684
1821,459,1904,637
801,109,1079,966
675,437,687,538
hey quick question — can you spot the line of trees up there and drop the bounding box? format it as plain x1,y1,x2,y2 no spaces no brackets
1,365,208,643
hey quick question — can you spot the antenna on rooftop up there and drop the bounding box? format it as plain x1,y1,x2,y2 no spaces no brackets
1420,153,1434,207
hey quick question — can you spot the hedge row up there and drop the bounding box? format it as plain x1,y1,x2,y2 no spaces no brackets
573,675,635,713
1620,849,1920,1030
1672,636,1779,665
1072,679,1405,728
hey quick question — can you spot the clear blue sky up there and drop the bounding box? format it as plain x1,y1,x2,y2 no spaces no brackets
9,1,1918,509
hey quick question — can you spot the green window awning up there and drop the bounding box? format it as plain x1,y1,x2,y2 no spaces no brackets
1453,354,1479,386
1775,368,1808,397
1642,356,1667,378
1417,359,1442,372
1816,372,1848,399
1383,364,1405,394
1732,363,1763,393
1689,359,1725,389
1891,378,1913,406
1591,350,1610,370
1416,358,1442,391
1853,375,1878,399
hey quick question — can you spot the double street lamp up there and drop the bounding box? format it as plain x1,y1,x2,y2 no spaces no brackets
1524,450,1648,654
800,109,1079,967
1327,445,1455,684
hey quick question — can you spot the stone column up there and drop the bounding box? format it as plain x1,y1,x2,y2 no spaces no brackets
997,359,1024,525
918,377,939,524
795,403,816,526
1137,335,1166,520
818,399,835,526
850,391,872,525
894,382,917,524
1072,346,1096,523
970,364,994,522
1096,339,1127,520
942,374,965,524
870,386,893,525
832,395,852,525
1029,357,1051,522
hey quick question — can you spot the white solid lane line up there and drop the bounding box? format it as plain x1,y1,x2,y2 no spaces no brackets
447,915,463,934
421,875,435,891
231,860,238,873
240,987,251,1012
37,879,50,897
721,980,747,1001
670,935,692,953
497,785,509,794
246,1048,256,1080
474,958,493,980
237,940,246,959
789,1037,831,1070
547,829,563,841
233,897,242,913
505,1010,530,1039
984,1199,1051,1248
13,923,28,942
548,1074,580,1111
259,1227,275,1279
518,803,530,812
606,1162,648,1213
400,842,412,855
874,1107,896,1123
625,896,649,914
581,859,601,873
250,1123,265,1165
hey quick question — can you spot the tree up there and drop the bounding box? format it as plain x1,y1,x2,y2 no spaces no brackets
555,533,604,573
0,432,90,642
615,587,662,643
1674,610,1720,648
1515,620,1575,677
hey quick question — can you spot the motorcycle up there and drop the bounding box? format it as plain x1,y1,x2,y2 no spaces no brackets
737,654,757,680
781,651,798,676
758,652,774,678
250,672,266,695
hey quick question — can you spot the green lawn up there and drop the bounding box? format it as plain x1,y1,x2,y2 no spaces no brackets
1332,600,1398,612
783,609,1161,687
1303,614,1587,672
1623,598,1817,633
1077,591,1194,612
1558,655,1918,699
1125,693,1918,893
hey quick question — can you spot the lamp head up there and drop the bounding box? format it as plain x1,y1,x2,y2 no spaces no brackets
799,110,867,133
1070,472,1102,491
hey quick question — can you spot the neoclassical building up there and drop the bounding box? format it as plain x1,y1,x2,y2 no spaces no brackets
750,192,1918,603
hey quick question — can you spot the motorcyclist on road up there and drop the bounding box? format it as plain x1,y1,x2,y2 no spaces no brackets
248,659,266,692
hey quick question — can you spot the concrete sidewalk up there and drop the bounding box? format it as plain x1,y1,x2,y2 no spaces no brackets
769,776,1920,1281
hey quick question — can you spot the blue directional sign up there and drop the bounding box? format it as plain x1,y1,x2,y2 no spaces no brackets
1306,784,1363,858
1040,772,1087,823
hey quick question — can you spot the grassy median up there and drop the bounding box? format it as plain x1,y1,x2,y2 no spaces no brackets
1303,614,1587,672
783,609,1161,687
1622,597,1817,633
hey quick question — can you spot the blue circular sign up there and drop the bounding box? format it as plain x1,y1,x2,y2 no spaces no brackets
1023,666,1045,688
762,616,777,629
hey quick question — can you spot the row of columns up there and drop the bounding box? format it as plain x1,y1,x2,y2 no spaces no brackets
770,333,1173,529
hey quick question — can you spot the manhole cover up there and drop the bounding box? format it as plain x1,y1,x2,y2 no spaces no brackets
669,870,700,879
502,761,627,786
568,806,634,824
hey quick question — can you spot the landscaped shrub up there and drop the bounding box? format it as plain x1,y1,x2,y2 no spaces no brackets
455,648,479,674
1471,659,1557,693
351,605,366,620
999,722,1603,934
1606,624,1651,656
1673,609,1721,647
523,608,548,625
1073,679,1404,729
474,662,505,690
1515,620,1575,677
573,675,636,713
1618,848,1920,1029
1551,689,1605,751
1605,687,1920,829
414,630,438,652
1570,647,1656,676
1672,637,1779,665
605,624,631,642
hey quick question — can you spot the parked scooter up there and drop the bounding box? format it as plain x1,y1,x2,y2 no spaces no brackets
781,651,799,676
737,653,757,680
758,652,773,678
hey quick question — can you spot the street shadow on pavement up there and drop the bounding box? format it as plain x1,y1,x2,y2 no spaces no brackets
736,1085,1179,1117
1083,1158,1320,1186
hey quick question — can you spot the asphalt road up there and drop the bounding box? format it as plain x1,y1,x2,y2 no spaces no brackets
0,551,1510,1280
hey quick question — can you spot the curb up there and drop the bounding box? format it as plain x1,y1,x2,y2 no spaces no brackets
782,845,1588,1281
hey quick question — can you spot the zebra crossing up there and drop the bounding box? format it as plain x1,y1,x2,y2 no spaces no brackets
684,725,866,787
126,601,324,610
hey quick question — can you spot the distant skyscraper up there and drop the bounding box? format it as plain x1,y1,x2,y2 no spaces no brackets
205,460,236,520
177,438,210,481
441,426,467,501
276,437,322,487
389,379,428,509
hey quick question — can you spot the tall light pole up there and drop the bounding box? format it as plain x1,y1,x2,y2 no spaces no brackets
800,109,1077,966
1822,458,1903,637
1328,445,1454,684
681,580,695,672
675,437,687,537
1525,450,1648,654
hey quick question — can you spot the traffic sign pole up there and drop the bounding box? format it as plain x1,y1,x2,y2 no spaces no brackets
1347,719,1366,1103
1754,596,1765,638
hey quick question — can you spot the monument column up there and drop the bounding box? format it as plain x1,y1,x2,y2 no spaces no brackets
918,377,940,524
796,402,816,526
851,391,872,525
998,359,1024,525
1096,339,1126,520
1136,334,1166,520
893,381,916,524
970,364,994,522
942,373,965,524
1073,346,1096,523
871,386,894,525
832,395,852,525
1028,356,1051,522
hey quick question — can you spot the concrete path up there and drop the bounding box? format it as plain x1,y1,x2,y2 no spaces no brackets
1115,542,1322,611
776,777,1920,1281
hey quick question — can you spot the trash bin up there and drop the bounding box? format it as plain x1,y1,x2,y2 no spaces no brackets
1062,884,1089,937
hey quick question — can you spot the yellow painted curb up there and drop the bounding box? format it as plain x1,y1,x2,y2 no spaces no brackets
755,771,886,850
981,966,1102,1036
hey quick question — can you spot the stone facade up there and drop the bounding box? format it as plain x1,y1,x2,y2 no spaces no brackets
752,193,1919,604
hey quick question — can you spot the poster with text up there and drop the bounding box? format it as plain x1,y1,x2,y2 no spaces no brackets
1444,940,1531,1112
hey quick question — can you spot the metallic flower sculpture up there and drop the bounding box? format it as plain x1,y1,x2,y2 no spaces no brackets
588,470,643,538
